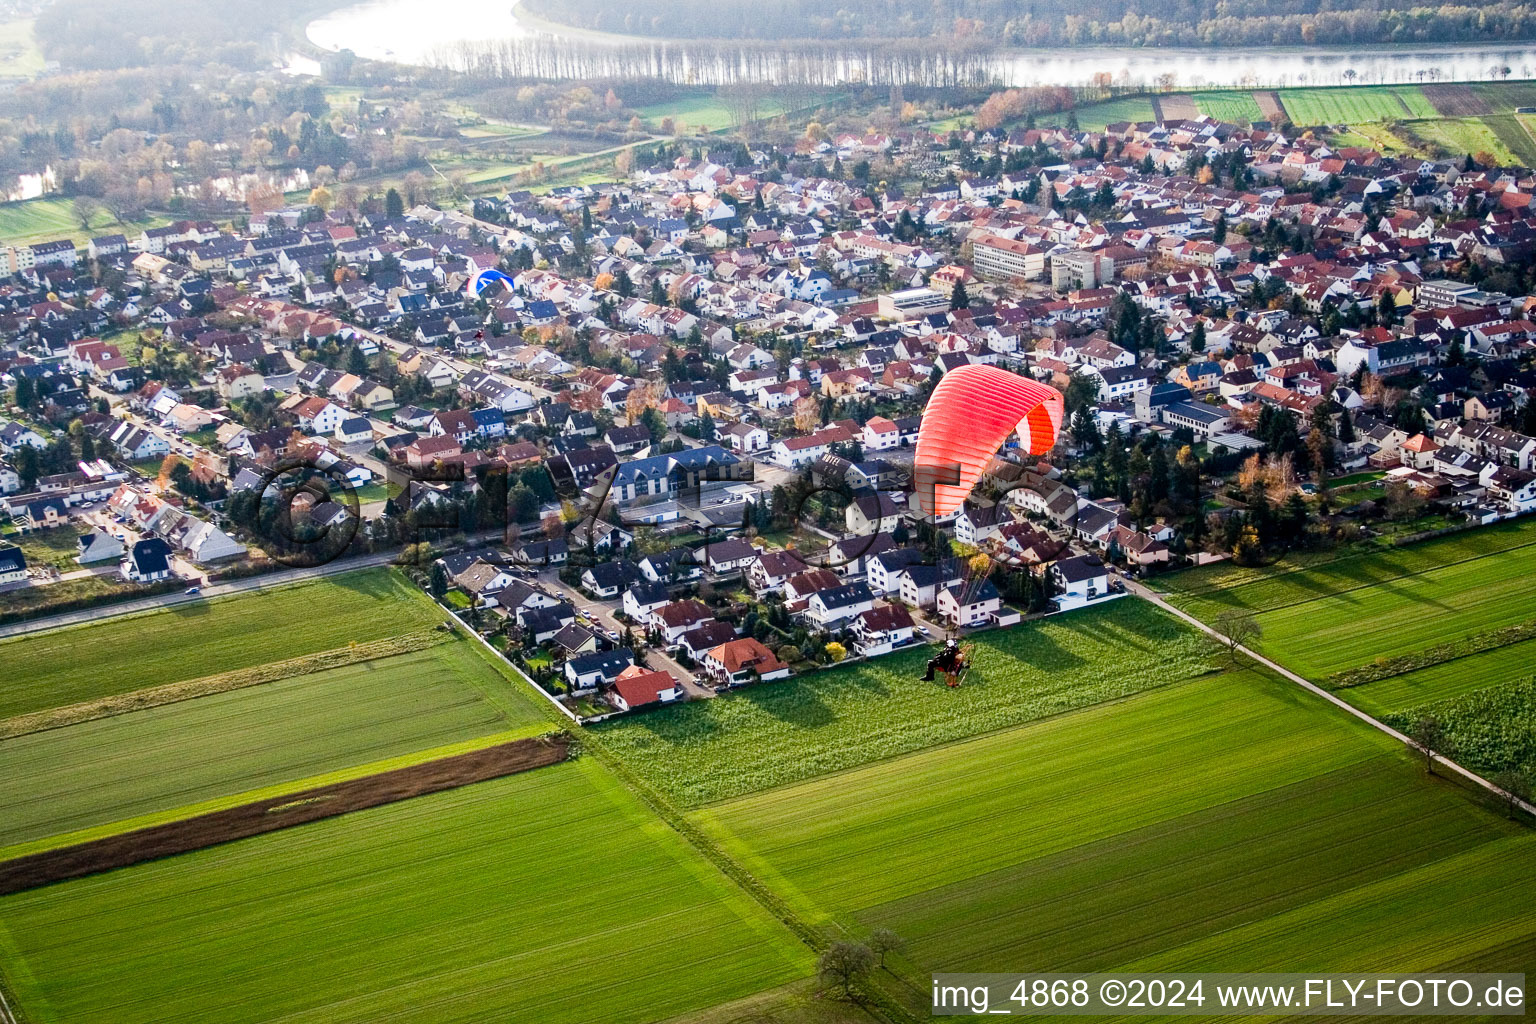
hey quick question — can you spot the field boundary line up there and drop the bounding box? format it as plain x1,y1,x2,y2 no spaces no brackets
0,629,453,740
1128,586,1536,819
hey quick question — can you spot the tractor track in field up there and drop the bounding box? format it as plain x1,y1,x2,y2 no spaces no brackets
0,734,570,895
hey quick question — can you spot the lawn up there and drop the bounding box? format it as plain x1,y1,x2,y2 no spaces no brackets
0,638,552,850
12,526,82,569
0,567,443,720
1151,518,1536,680
1277,86,1436,125
693,671,1536,1000
597,599,1218,806
1190,90,1265,124
0,196,164,249
0,757,812,1024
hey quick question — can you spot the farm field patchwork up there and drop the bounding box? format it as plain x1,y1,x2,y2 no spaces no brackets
1151,519,1536,680
0,567,441,719
1154,521,1536,786
0,758,812,1024
597,599,1217,806
693,672,1536,1001
0,638,552,850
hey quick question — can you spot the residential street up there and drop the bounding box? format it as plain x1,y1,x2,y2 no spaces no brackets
534,566,711,698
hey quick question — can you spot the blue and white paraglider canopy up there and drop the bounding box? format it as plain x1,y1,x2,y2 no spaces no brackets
466,268,516,297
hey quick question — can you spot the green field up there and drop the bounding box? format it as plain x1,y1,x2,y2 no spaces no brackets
1381,676,1536,780
0,639,552,850
0,196,164,249
0,758,812,1024
1483,113,1536,164
1414,115,1525,165
1189,91,1265,124
1151,520,1536,681
636,92,791,133
694,672,1536,996
598,600,1217,806
0,19,42,78
1155,520,1536,785
0,568,442,719
11,527,83,570
1070,96,1157,131
1277,86,1437,125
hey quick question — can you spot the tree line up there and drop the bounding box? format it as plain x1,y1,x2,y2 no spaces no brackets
524,0,1536,47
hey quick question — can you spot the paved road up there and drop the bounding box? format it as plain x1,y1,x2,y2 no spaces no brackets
1126,577,1536,818
534,568,710,698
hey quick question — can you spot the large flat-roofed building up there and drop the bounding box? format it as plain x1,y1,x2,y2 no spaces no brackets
970,232,1046,281
876,287,949,319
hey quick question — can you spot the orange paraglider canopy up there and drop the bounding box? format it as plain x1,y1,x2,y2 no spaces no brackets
912,364,1064,518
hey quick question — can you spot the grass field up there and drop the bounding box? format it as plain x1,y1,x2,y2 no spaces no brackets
1483,112,1536,164
1413,115,1525,164
1151,519,1536,681
0,19,43,78
0,639,552,849
694,672,1536,997
636,92,791,134
0,568,441,719
0,196,162,249
1190,90,1265,124
1069,96,1157,131
11,526,82,570
0,758,812,1024
1276,86,1436,125
598,600,1217,806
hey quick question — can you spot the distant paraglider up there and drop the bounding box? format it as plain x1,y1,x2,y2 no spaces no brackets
465,268,517,297
912,364,1064,519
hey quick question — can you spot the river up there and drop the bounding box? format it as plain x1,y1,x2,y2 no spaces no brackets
304,0,1536,89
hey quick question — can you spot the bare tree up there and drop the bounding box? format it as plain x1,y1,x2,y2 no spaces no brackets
818,941,875,1000
71,196,101,231
1408,716,1449,775
867,928,905,967
1213,610,1261,666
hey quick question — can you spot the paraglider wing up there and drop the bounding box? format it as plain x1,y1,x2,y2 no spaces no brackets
466,269,517,297
913,363,1064,518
